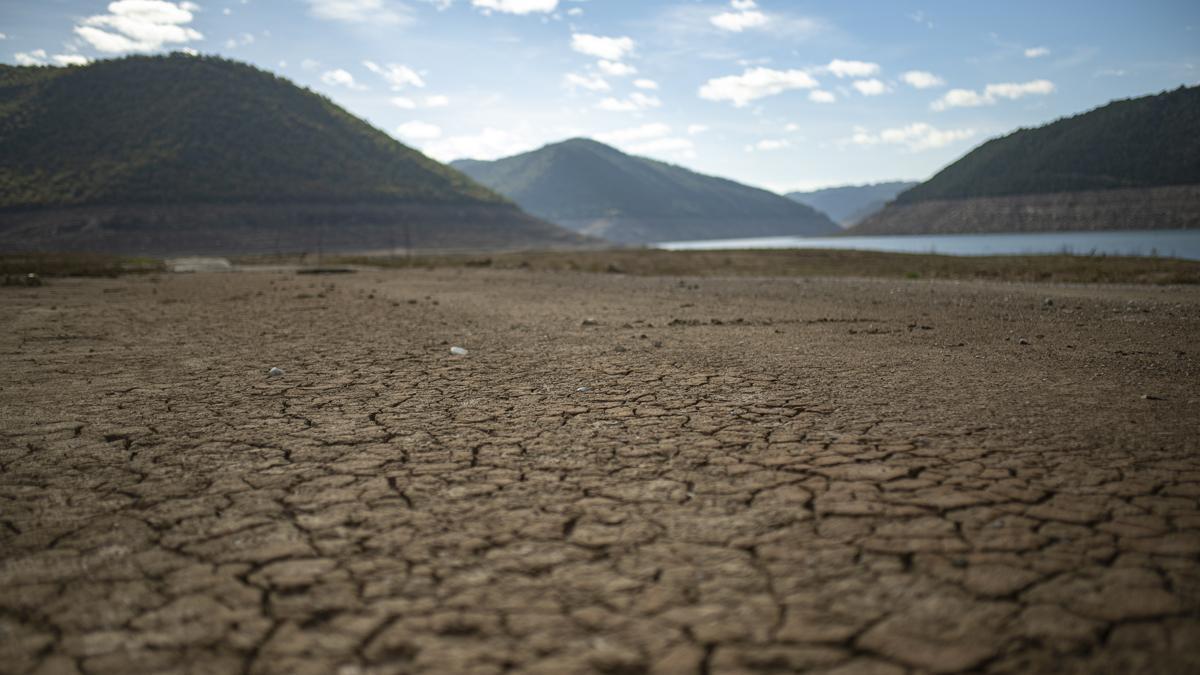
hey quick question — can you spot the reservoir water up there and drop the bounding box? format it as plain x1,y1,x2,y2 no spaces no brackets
658,229,1200,261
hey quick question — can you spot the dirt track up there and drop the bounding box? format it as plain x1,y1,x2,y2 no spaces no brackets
2,267,1199,674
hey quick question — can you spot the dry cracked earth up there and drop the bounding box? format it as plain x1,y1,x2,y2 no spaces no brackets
1,267,1199,675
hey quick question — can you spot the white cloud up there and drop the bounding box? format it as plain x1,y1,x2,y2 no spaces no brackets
424,95,450,107
849,122,975,151
597,92,661,112
698,67,818,107
307,0,412,25
597,59,637,76
986,80,1055,99
53,54,91,66
808,89,835,103
747,138,789,151
390,96,416,109
784,123,799,132
1024,46,1050,58
687,124,709,135
852,78,887,96
74,0,203,53
564,72,610,92
321,68,366,90
901,70,945,89
595,123,671,144
931,79,1055,110
14,50,48,66
825,59,880,78
422,127,536,161
567,7,582,17
301,58,320,70
933,88,988,109
0,33,7,40
711,10,768,32
633,78,658,90
13,49,89,67
363,61,425,89
711,0,767,32
571,33,634,61
471,0,558,14
395,120,443,141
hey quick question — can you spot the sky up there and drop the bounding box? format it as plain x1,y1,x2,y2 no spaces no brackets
2,1,1198,193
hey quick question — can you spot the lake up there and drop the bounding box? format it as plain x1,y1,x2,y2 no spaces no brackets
658,229,1200,261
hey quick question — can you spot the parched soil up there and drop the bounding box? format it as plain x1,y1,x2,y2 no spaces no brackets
1,267,1198,675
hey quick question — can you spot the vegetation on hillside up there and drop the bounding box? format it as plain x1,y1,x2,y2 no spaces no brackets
897,85,1200,204
0,54,505,209
453,138,838,232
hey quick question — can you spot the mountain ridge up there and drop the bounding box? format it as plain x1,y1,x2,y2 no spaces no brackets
786,181,918,227
452,138,839,244
855,85,1200,235
0,54,585,253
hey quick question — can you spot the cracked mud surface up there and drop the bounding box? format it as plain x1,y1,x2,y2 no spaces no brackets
2,268,1199,674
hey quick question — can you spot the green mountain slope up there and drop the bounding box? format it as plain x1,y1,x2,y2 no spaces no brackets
895,85,1200,205
0,54,584,253
787,181,917,226
853,86,1200,235
452,138,839,243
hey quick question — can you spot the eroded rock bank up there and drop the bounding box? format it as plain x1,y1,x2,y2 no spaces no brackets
853,184,1200,235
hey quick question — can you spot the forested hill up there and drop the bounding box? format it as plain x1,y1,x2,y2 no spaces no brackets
895,85,1200,205
452,138,839,244
0,55,592,254
0,54,504,209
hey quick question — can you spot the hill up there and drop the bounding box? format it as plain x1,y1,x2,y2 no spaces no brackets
855,86,1200,235
0,54,584,254
786,181,917,227
452,138,839,244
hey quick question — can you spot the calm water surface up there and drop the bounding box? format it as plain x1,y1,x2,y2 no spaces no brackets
658,229,1200,261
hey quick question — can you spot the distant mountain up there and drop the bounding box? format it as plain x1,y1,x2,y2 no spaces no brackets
855,86,1200,235
786,181,917,227
0,54,585,254
452,138,839,244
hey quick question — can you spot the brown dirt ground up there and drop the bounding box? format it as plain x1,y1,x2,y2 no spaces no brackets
2,266,1199,675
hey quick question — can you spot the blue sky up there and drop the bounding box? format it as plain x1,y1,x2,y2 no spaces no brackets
3,0,1198,192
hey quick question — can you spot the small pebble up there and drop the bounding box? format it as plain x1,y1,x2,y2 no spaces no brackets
576,386,592,393
1018,338,1030,345
267,367,284,377
450,346,469,356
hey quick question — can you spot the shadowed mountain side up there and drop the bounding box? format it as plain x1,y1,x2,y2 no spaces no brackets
787,181,918,227
453,138,840,244
0,54,587,253
0,203,586,256
857,86,1200,235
